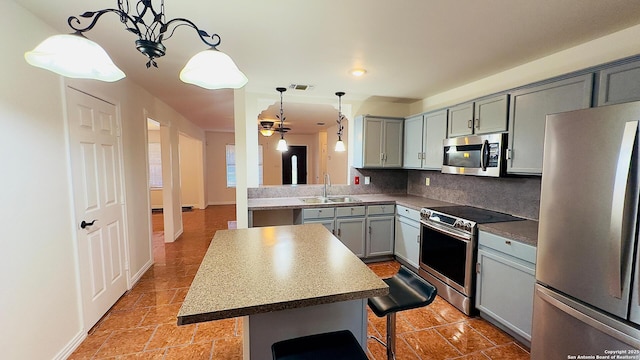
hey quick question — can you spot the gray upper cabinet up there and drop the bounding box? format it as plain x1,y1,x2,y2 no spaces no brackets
403,110,447,170
597,60,640,106
422,109,448,169
447,102,474,137
403,114,424,169
474,95,509,134
507,74,593,175
354,115,404,168
448,95,508,138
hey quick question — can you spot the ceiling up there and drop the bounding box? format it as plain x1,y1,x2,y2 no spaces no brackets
16,0,640,134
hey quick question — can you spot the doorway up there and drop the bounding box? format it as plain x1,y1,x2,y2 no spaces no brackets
282,145,307,185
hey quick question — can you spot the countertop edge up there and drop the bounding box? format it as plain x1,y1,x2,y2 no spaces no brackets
178,287,388,325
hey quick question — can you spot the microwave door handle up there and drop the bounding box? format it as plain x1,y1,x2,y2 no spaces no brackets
608,121,639,299
480,140,488,171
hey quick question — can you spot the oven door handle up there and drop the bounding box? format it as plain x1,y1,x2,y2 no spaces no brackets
421,221,472,242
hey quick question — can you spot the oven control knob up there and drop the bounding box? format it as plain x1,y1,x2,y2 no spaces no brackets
454,220,464,229
464,222,472,231
421,210,431,219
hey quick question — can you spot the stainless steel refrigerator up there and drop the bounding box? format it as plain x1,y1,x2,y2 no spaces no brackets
532,102,640,358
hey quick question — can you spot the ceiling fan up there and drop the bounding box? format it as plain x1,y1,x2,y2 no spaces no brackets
259,120,291,136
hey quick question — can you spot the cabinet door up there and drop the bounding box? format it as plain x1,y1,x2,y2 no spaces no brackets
403,115,424,169
363,117,384,167
448,102,474,137
303,219,334,234
394,216,420,268
597,60,640,106
383,119,404,167
476,249,536,343
423,109,447,169
366,216,394,257
474,94,508,134
507,74,593,174
336,218,365,257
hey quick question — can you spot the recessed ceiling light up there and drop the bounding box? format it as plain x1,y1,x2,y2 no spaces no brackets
350,68,367,77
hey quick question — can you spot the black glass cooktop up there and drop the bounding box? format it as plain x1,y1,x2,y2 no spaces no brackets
430,205,524,224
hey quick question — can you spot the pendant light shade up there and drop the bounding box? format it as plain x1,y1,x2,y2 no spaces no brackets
276,138,288,152
334,139,346,152
180,48,248,89
24,33,125,82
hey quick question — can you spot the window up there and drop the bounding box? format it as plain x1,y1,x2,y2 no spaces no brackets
148,142,162,188
226,144,263,187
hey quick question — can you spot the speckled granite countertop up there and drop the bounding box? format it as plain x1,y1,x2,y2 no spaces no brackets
248,194,539,246
478,220,538,247
177,224,388,325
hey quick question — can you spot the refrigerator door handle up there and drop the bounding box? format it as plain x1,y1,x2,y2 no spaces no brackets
536,285,640,348
608,121,639,299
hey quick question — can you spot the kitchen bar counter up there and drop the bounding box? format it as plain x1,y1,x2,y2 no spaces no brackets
177,224,387,359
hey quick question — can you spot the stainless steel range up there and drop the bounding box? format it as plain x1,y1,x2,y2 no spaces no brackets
419,205,523,315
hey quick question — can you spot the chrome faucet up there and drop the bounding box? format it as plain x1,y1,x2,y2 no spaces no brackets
323,173,331,198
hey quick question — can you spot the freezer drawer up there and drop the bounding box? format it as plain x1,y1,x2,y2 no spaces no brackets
531,284,640,359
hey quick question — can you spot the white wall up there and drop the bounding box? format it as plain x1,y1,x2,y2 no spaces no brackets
205,131,236,205
0,3,81,359
1,2,206,358
179,133,205,209
410,24,640,113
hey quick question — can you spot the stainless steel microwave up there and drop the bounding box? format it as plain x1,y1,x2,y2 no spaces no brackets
441,133,507,177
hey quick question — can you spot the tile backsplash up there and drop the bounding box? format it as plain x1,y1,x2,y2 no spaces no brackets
407,170,541,220
248,168,541,220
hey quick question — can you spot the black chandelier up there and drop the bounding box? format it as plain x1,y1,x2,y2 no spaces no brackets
25,0,247,89
275,87,288,152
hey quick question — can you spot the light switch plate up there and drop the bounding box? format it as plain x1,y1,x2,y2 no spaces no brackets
364,176,371,185
425,177,430,186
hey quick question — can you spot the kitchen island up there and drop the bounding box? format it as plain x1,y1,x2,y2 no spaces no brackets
177,224,388,360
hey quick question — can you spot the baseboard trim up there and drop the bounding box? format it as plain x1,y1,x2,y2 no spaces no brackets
129,258,153,289
207,201,236,206
53,330,86,360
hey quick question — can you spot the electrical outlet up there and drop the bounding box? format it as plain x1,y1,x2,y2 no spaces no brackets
364,176,371,185
425,177,430,186
354,176,360,185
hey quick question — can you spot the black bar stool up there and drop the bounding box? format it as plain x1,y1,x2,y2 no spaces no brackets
271,329,368,360
368,265,437,360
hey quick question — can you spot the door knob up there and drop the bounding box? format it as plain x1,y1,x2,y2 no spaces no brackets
80,220,97,229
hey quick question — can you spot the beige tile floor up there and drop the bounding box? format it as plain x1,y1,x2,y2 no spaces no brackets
69,205,530,360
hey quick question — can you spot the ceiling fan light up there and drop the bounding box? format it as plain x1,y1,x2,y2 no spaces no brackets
180,48,248,90
276,138,288,152
24,33,125,82
335,139,346,152
260,129,274,137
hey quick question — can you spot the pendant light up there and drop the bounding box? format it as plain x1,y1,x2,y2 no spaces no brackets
24,0,247,90
275,87,288,152
335,91,346,152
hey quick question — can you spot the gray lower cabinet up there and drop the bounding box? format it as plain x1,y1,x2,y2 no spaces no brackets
335,206,366,257
366,204,395,257
597,60,640,106
394,205,420,268
300,207,335,234
507,74,593,174
476,231,537,347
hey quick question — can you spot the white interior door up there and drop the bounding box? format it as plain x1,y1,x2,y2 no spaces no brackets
66,87,127,331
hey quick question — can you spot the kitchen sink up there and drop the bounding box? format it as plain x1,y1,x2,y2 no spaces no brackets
299,196,361,204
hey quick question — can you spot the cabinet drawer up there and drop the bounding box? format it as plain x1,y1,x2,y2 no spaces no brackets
336,206,366,218
302,207,335,219
396,205,420,221
478,231,536,265
367,204,395,216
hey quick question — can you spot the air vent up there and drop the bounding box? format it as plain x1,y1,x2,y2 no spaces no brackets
289,84,315,91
